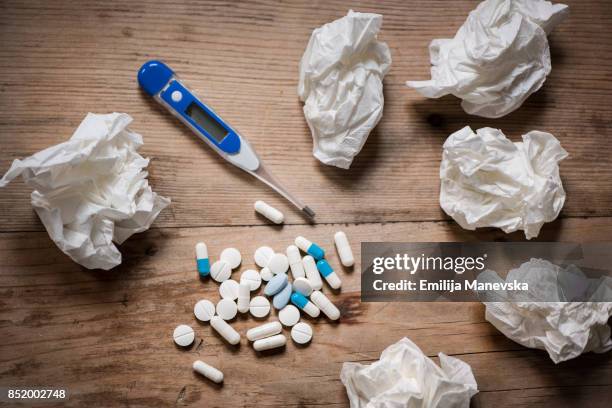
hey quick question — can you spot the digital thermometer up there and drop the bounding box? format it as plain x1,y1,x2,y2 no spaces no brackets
138,60,314,219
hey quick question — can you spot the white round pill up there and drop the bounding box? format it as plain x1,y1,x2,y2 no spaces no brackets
194,299,216,322
220,247,242,269
240,269,262,291
249,296,270,318
260,267,273,282
291,322,313,344
216,298,238,320
173,324,195,347
210,260,232,282
293,277,314,296
278,305,300,327
268,253,289,275
254,246,275,268
219,279,240,300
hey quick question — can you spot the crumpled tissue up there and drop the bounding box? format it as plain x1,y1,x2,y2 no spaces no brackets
298,10,391,169
341,337,478,408
0,113,170,270
478,258,612,363
407,0,569,118
440,126,568,239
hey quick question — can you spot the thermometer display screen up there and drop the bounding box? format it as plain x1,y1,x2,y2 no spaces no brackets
186,102,228,142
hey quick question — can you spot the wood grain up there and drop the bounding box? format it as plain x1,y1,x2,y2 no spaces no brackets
2,218,612,407
0,0,611,229
1,1,611,407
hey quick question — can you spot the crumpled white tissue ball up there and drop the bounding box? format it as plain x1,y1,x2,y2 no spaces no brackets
480,259,612,363
341,337,478,408
440,126,568,239
298,10,391,169
407,0,569,118
0,113,170,270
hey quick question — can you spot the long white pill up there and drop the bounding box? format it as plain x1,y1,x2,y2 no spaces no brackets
253,334,287,351
246,321,282,341
210,260,232,282
334,231,354,267
286,245,305,279
173,324,195,347
220,247,242,269
193,360,224,383
237,282,251,313
254,200,284,224
249,296,271,318
195,242,210,277
291,322,313,344
194,299,216,322
254,246,275,268
303,255,323,290
210,316,240,345
216,298,238,320
310,290,340,320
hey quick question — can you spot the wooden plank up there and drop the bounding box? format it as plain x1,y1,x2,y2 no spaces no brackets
0,0,611,231
1,218,611,407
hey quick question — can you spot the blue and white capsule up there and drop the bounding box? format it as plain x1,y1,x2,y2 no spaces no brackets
195,242,210,277
290,292,320,318
316,259,342,290
295,236,325,260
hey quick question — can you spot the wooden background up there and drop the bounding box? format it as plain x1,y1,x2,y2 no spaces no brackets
1,0,611,406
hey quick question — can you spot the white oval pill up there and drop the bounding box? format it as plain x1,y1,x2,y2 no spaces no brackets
254,200,284,224
293,277,314,297
334,231,355,267
310,290,340,320
278,305,300,327
216,298,238,320
210,260,232,282
254,246,275,268
268,253,289,275
249,296,271,318
237,282,251,313
246,321,282,342
194,299,216,322
253,334,287,351
240,269,262,291
287,245,305,279
219,279,240,300
291,322,313,344
193,360,224,383
210,316,241,345
260,267,273,281
173,324,195,347
303,255,323,290
220,247,242,269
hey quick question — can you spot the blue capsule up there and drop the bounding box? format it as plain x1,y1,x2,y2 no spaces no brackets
290,292,320,318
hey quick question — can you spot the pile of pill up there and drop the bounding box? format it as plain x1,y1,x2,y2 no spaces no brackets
176,231,354,384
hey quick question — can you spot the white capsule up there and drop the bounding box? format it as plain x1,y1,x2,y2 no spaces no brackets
193,360,224,383
210,316,240,345
210,260,232,282
237,282,251,313
173,324,195,347
220,247,242,269
334,231,354,267
246,321,282,341
293,277,313,296
249,296,271,318
268,253,289,275
291,322,313,344
310,290,340,320
240,269,262,291
194,299,216,322
303,255,322,290
219,279,240,300
287,245,305,279
254,246,275,268
260,267,274,281
253,334,287,351
254,200,284,224
216,298,238,320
